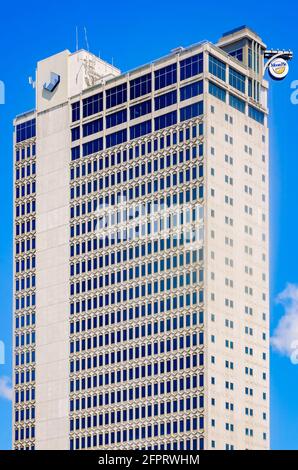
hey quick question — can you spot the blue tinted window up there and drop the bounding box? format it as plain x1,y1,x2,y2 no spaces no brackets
154,111,177,130
106,109,127,129
71,126,80,141
71,102,80,122
82,138,103,157
229,94,245,113
16,119,36,143
229,67,245,93
229,48,243,62
130,100,151,119
106,83,127,109
180,53,203,80
248,48,252,68
106,129,127,148
155,64,177,90
155,90,177,110
130,73,151,99
248,78,252,98
209,55,226,81
71,146,80,161
130,120,152,139
180,101,203,121
209,81,226,102
180,80,203,101
248,105,264,124
83,93,103,118
83,118,103,137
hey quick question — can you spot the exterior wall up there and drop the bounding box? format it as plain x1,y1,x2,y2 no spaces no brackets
205,92,269,449
34,103,70,449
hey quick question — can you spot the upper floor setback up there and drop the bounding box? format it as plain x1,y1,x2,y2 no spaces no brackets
14,26,268,120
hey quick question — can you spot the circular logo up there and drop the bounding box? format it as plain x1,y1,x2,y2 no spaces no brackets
268,58,289,80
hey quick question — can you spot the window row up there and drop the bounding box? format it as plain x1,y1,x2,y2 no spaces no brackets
71,253,202,283
71,270,202,298
15,182,36,199
71,142,203,183
72,54,203,120
15,331,36,347
70,288,203,314
70,414,204,440
71,122,203,161
70,374,202,411
70,395,203,429
15,256,36,273
70,310,202,335
71,167,203,208
71,326,204,352
15,350,35,366
15,201,36,218
70,430,203,450
15,368,35,385
15,162,36,180
15,144,36,162
15,238,36,256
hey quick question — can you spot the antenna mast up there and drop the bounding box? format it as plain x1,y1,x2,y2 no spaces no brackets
76,26,79,51
84,26,90,52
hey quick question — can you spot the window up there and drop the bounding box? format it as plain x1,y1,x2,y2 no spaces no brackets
82,118,103,137
71,126,80,141
229,48,243,62
130,73,151,99
229,67,245,93
106,129,127,148
155,63,177,90
154,111,177,130
83,93,103,118
209,55,226,81
130,100,151,120
180,80,203,101
209,82,226,102
180,53,203,80
71,145,80,160
71,102,80,122
248,105,264,124
130,120,152,139
155,90,177,110
82,138,103,156
106,83,127,109
229,94,245,113
248,48,252,69
180,102,203,121
106,109,127,129
16,119,36,143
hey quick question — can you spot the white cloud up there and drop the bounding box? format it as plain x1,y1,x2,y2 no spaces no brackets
0,376,13,401
271,284,298,361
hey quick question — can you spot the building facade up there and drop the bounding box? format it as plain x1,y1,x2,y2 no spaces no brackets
13,26,270,450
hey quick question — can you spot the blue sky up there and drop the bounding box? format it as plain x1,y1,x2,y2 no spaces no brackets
0,0,298,450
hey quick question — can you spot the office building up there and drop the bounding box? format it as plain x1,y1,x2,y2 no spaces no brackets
13,26,269,450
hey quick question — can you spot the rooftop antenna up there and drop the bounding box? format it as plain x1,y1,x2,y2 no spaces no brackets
84,26,90,52
76,26,79,51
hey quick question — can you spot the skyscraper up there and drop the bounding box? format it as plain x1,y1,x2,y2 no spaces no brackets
13,26,269,450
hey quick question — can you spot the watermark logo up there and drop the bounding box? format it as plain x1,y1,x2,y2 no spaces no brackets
0,80,5,104
94,195,204,250
0,340,5,365
290,80,298,104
